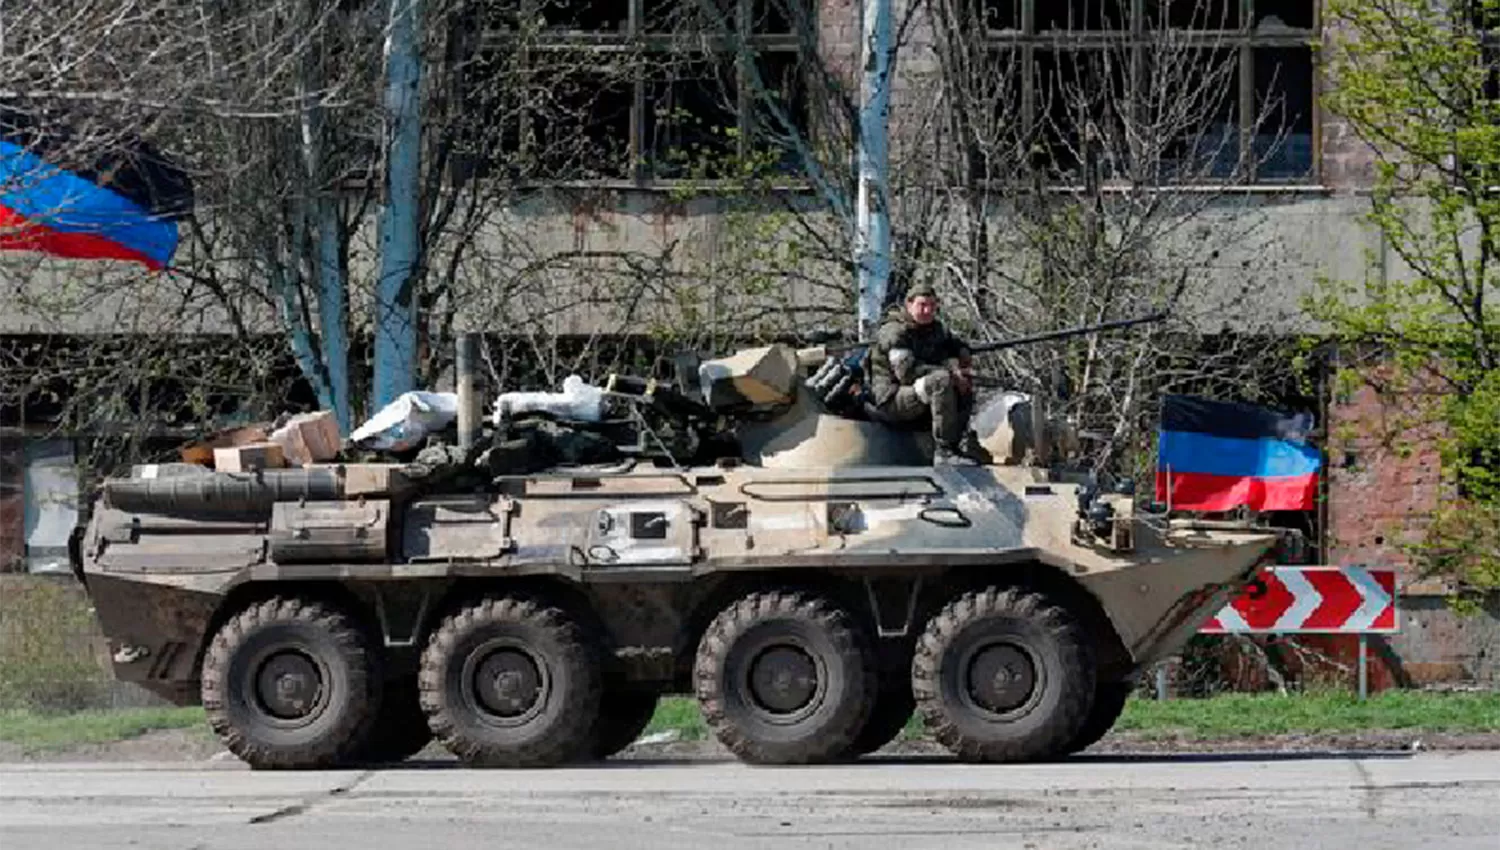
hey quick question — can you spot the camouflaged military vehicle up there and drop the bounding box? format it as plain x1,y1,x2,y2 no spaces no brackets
71,331,1293,770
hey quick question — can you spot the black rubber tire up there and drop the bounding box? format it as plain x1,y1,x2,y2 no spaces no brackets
847,682,915,757
912,586,1096,763
418,594,603,768
1064,680,1133,755
589,685,661,759
200,597,382,770
694,590,876,765
358,677,434,763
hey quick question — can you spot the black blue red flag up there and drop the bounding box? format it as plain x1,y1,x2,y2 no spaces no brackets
1155,394,1321,512
0,110,192,270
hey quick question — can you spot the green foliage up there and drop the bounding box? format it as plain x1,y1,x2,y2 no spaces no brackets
1316,0,1500,596
1114,690,1500,738
0,578,113,713
642,696,709,741
0,708,207,755
641,691,1500,744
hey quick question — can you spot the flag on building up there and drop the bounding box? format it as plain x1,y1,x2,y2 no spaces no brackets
1155,394,1321,512
0,109,192,270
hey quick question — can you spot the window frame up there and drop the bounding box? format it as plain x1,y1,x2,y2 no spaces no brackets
474,0,810,186
978,0,1322,188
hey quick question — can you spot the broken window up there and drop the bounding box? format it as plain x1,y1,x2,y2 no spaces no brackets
744,50,810,172
527,70,635,180
643,0,793,35
1144,0,1240,30
1475,0,1500,32
967,49,1027,181
981,0,1021,32
643,55,739,178
966,0,1318,185
644,0,734,33
1156,47,1240,180
1253,47,1314,180
22,439,77,575
1039,0,1129,32
1254,0,1314,32
750,0,795,35
1034,50,1131,177
535,0,630,33
460,0,810,182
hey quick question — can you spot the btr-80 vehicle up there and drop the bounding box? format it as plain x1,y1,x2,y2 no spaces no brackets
71,329,1291,770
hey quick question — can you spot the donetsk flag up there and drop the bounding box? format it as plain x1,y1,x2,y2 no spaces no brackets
1155,394,1321,512
0,110,192,270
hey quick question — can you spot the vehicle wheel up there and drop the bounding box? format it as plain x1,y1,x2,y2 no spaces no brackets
200,597,382,770
358,678,433,763
419,594,603,768
847,681,915,757
590,684,661,759
694,590,876,765
1064,680,1133,755
912,586,1095,763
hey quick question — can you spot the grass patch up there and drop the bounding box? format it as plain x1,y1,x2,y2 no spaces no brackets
1114,690,1500,739
644,696,710,741
644,690,1500,742
0,576,117,712
0,707,207,754
4,690,1493,755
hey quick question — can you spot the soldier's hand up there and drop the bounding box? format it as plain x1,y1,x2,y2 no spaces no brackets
953,365,974,395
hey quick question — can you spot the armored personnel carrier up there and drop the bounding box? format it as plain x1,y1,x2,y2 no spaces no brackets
71,333,1291,770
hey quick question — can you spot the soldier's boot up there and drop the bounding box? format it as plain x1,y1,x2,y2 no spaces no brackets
957,429,994,465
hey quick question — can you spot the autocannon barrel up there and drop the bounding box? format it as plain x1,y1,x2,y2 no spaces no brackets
966,311,1169,354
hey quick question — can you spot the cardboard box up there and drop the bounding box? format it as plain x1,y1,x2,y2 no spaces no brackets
308,463,413,497
269,411,343,466
213,442,286,473
180,424,271,466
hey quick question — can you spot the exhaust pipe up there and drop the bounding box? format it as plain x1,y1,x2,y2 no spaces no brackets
457,332,479,451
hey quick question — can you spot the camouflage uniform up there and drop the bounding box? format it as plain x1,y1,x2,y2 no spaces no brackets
867,294,976,461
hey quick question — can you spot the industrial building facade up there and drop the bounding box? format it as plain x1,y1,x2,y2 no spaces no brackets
2,1,1496,688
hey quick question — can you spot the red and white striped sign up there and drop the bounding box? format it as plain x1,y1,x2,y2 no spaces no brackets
1201,566,1399,634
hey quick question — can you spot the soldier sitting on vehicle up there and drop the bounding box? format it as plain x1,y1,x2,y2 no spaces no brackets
867,282,990,466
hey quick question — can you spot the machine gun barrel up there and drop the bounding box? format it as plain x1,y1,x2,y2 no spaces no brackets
967,311,1168,354
795,310,1168,368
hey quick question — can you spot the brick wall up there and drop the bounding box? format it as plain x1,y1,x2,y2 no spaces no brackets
1320,111,1378,190
817,0,860,91
1318,10,1379,190
1325,377,1447,586
1323,371,1500,687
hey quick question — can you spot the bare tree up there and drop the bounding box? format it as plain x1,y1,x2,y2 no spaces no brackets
3,0,721,462
658,0,1314,488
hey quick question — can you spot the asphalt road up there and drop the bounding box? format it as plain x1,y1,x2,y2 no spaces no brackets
1,751,1497,849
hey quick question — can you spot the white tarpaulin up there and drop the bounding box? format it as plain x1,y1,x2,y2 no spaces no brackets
23,439,77,574
349,391,460,452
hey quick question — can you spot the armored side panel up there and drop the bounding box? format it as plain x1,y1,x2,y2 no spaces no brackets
76,456,1279,710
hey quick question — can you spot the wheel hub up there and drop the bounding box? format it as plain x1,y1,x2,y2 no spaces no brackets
748,645,819,713
255,651,323,719
966,643,1036,714
474,649,543,717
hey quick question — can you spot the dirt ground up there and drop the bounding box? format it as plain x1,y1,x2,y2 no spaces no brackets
3,726,1498,764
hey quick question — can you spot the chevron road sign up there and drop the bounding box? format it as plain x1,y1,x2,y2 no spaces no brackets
1201,566,1399,635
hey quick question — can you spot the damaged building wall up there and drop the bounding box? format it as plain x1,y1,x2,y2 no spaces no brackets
0,0,1494,690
